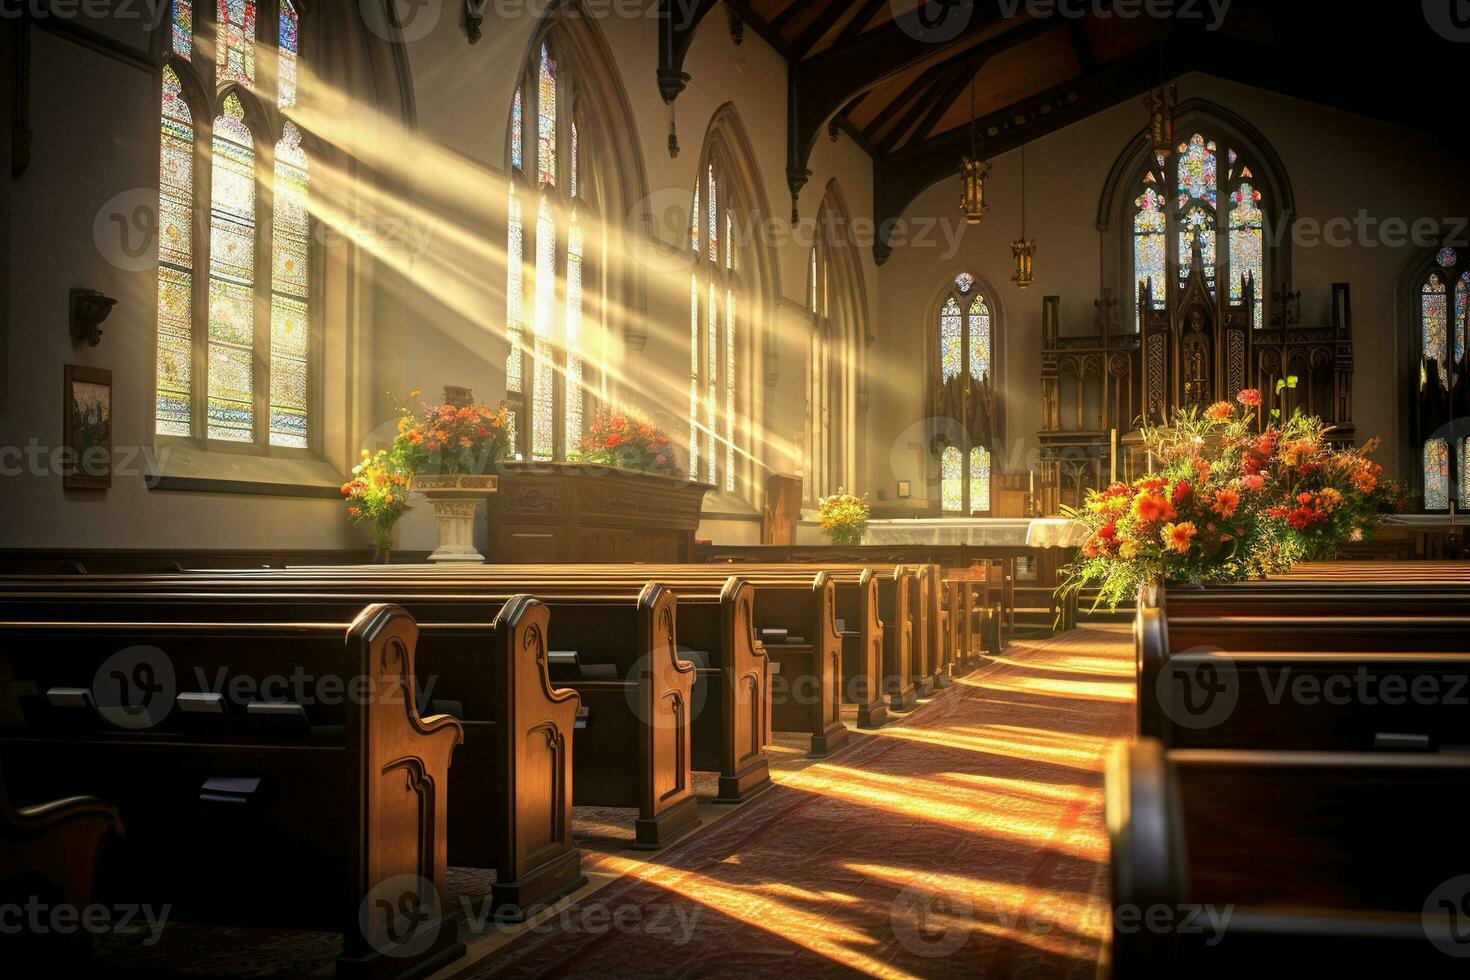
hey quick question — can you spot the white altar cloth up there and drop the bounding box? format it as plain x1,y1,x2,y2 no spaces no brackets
858,517,1088,548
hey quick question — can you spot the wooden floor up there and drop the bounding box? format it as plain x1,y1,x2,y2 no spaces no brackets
448,625,1137,979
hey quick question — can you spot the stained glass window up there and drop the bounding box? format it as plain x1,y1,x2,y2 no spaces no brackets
158,5,310,447
537,45,556,186
1437,247,1459,269
564,212,583,451
505,183,522,453
206,93,256,441
1425,438,1450,510
532,195,556,460
156,65,194,436
268,121,309,447
1133,187,1166,327
968,295,990,382
969,446,991,513
1176,134,1217,207
941,446,962,513
940,296,962,382
510,88,523,171
1229,182,1264,329
172,0,192,59
1133,131,1267,330
278,0,298,108
569,122,578,198
1462,438,1470,511
216,0,255,87
1457,272,1469,365
936,277,993,513
1423,273,1448,389
689,157,741,491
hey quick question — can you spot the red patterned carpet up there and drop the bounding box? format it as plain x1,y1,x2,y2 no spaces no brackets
456,624,1136,979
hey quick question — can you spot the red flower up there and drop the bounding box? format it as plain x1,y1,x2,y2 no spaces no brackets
1099,523,1117,540
1172,481,1193,506
1241,474,1265,492
1237,388,1262,407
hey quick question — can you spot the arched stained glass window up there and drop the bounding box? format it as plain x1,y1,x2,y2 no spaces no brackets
505,39,597,462
1130,129,1266,330
155,65,194,436
686,157,740,491
206,92,257,442
156,1,314,449
936,273,994,515
216,0,256,87
1415,247,1469,510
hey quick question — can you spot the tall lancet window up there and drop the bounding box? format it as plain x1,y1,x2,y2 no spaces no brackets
1131,131,1267,330
937,273,992,514
1415,247,1470,510
156,0,314,448
505,41,595,461
688,159,740,491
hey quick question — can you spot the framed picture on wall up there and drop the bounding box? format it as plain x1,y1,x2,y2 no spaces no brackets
64,365,112,490
897,480,911,499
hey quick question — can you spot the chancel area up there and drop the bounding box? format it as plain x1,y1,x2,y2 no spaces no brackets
4,1,1470,977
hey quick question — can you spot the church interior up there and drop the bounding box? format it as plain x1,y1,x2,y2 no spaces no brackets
3,1,1470,976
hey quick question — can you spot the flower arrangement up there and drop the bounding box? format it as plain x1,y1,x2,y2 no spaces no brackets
341,449,412,554
1059,382,1406,609
817,490,870,546
391,389,511,476
570,407,679,476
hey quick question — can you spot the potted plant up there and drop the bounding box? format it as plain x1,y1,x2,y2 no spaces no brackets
570,407,679,476
393,387,511,562
1057,385,1405,612
341,449,412,562
817,490,870,546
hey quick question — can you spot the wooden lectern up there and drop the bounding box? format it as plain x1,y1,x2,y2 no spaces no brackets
763,474,803,545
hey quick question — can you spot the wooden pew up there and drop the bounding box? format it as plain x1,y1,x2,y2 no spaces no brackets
0,581,699,853
1137,605,1470,751
225,564,847,758
1107,740,1470,976
0,605,466,977
1,760,124,961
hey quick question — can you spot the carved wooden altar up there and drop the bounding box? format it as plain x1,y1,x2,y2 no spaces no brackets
1038,251,1355,512
484,463,713,563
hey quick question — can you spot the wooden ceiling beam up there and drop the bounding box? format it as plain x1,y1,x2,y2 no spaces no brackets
787,5,1051,219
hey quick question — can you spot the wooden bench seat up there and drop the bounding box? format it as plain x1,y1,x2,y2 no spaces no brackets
0,581,698,853
1107,740,1470,976
0,605,465,977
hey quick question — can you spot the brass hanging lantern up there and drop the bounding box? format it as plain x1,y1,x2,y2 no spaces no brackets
1010,144,1036,288
961,79,990,225
1144,82,1176,163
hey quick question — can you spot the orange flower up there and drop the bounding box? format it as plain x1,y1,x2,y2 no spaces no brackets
1162,521,1197,554
1133,492,1176,524
1205,400,1234,422
1211,487,1241,519
1236,388,1262,407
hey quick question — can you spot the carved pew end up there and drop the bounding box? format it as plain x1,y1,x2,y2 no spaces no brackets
631,795,702,851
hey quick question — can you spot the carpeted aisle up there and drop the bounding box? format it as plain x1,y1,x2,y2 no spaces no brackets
458,624,1137,979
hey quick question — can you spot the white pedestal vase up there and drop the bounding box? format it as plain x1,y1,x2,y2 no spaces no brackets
409,474,498,563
